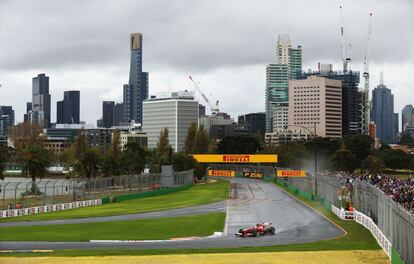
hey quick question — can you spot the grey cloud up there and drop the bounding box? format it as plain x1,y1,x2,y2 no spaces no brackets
0,0,413,123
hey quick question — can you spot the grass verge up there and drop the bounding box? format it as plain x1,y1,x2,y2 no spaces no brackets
0,212,225,241
0,181,229,222
0,180,383,257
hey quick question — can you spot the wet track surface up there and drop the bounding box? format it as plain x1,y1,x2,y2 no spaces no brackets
0,178,344,250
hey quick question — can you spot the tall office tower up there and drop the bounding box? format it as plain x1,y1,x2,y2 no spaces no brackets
142,91,198,152
0,106,14,135
276,34,291,64
402,104,414,131
30,73,51,128
372,76,395,144
393,113,399,143
102,101,115,128
289,46,302,79
272,102,289,130
288,76,342,138
56,90,80,124
237,112,266,136
265,34,302,132
113,103,124,126
123,33,149,124
302,68,360,135
265,64,288,132
24,102,32,122
198,104,206,117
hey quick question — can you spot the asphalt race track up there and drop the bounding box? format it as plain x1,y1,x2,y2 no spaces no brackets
0,178,344,250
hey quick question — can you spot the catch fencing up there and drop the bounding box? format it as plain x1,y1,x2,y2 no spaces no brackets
0,170,194,210
283,173,412,264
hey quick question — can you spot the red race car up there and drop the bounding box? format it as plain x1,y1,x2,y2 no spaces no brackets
235,223,276,237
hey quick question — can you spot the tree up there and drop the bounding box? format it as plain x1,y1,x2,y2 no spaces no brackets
376,149,411,170
0,145,10,180
16,144,52,194
193,125,209,154
399,133,414,148
172,152,195,171
361,155,385,173
271,142,308,169
102,131,121,176
330,142,355,173
78,148,101,178
184,122,197,154
156,128,171,167
217,136,260,154
8,122,45,149
344,135,373,168
121,142,146,175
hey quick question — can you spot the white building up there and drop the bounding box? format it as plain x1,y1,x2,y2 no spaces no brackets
265,129,312,146
288,76,342,138
142,91,199,152
272,103,289,131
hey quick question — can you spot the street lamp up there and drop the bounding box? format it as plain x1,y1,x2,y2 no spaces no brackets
283,123,318,199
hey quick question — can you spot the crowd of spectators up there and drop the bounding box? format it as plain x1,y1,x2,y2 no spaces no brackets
324,171,414,215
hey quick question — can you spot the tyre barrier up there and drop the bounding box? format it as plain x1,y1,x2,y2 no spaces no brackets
0,199,102,219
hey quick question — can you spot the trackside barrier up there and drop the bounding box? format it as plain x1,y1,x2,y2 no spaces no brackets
354,210,392,259
113,184,193,202
331,204,354,220
275,178,314,201
0,199,101,219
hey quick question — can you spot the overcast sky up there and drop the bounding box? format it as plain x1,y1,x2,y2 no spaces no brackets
0,0,413,127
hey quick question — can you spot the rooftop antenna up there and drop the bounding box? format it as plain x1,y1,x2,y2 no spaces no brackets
380,71,384,85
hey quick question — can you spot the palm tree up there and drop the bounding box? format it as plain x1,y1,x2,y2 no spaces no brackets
16,144,52,194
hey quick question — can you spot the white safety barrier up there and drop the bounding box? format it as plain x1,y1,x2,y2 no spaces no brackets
0,199,102,219
331,205,355,220
354,210,392,258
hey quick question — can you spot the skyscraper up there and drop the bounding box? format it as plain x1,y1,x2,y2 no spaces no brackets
372,76,395,144
56,90,80,124
288,76,342,138
123,33,149,124
265,34,302,132
29,73,51,128
302,67,360,135
0,106,14,136
402,104,414,131
142,91,198,152
102,101,115,128
113,103,124,126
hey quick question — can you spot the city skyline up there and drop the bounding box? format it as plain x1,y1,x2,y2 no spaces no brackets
0,0,413,125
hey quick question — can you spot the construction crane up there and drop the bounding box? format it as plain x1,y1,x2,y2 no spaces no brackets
339,5,352,72
189,76,219,115
362,12,373,133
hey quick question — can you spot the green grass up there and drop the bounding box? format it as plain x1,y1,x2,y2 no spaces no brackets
0,179,381,257
0,212,225,242
0,181,229,222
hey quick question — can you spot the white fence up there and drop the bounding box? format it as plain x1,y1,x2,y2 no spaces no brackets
330,204,391,259
1,199,102,218
354,210,392,258
331,205,355,220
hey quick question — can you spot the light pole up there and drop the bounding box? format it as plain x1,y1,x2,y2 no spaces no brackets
283,123,318,199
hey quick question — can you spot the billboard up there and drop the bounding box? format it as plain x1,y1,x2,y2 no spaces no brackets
243,171,263,179
277,170,306,177
193,154,277,163
207,170,235,177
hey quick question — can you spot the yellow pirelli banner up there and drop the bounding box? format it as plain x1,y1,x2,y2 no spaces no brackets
277,170,306,177
208,170,235,177
193,154,278,163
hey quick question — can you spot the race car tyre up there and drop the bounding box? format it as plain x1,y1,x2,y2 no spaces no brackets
269,227,276,234
252,230,258,237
